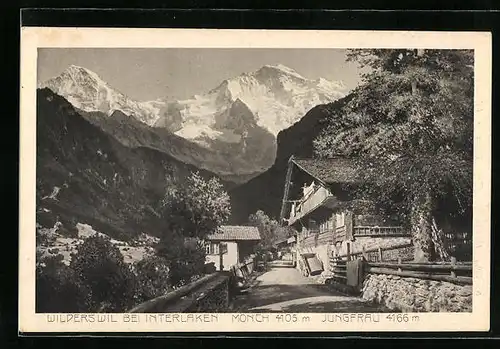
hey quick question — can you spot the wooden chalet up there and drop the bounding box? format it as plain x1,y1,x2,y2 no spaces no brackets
279,156,411,276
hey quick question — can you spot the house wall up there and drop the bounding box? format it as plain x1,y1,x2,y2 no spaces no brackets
296,242,331,273
294,205,409,274
205,241,239,271
293,207,337,273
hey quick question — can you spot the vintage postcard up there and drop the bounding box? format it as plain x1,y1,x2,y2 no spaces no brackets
19,27,491,333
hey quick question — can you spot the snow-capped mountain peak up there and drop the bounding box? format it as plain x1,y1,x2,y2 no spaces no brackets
39,65,162,125
174,64,348,137
66,64,102,80
40,65,109,94
259,64,307,80
40,63,348,176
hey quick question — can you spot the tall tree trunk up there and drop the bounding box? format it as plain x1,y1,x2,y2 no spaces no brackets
411,190,435,262
430,216,452,261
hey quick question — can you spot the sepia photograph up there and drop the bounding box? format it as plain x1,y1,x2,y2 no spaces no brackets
19,28,491,332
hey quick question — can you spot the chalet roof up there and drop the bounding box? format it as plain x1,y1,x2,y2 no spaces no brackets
206,225,261,241
292,157,358,185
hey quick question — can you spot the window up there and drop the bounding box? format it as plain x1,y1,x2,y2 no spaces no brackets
212,243,219,255
327,218,334,231
205,242,228,255
321,220,329,233
317,218,334,233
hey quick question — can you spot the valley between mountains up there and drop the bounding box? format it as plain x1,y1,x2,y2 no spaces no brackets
36,64,349,251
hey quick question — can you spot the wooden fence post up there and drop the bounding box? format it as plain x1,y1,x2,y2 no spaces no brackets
346,243,351,261
397,257,402,272
378,247,383,262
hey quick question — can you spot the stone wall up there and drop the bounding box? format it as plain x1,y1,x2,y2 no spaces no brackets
361,273,472,312
186,275,230,312
332,237,412,261
130,273,232,313
351,237,411,254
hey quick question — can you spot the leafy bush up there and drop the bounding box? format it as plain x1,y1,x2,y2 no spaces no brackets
203,262,217,274
36,172,232,312
36,254,91,312
156,172,230,287
70,235,138,312
161,172,231,239
156,234,206,287
56,220,79,238
37,232,209,312
133,255,171,303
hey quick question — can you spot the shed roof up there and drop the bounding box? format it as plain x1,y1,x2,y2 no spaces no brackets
292,157,358,185
206,225,261,241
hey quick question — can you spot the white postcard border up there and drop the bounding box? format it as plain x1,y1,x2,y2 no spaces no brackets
19,27,492,333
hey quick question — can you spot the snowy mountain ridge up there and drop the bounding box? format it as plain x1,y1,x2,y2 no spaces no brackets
40,63,348,177
40,63,347,136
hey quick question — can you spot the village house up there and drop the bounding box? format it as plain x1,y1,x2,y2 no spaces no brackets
272,234,297,262
205,225,261,271
279,156,411,276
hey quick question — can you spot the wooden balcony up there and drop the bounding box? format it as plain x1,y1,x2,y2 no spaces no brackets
353,226,408,237
288,186,333,225
300,225,409,247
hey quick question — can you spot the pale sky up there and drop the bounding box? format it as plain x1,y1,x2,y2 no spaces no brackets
38,48,363,101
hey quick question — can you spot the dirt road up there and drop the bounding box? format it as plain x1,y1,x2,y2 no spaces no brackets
233,267,391,313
